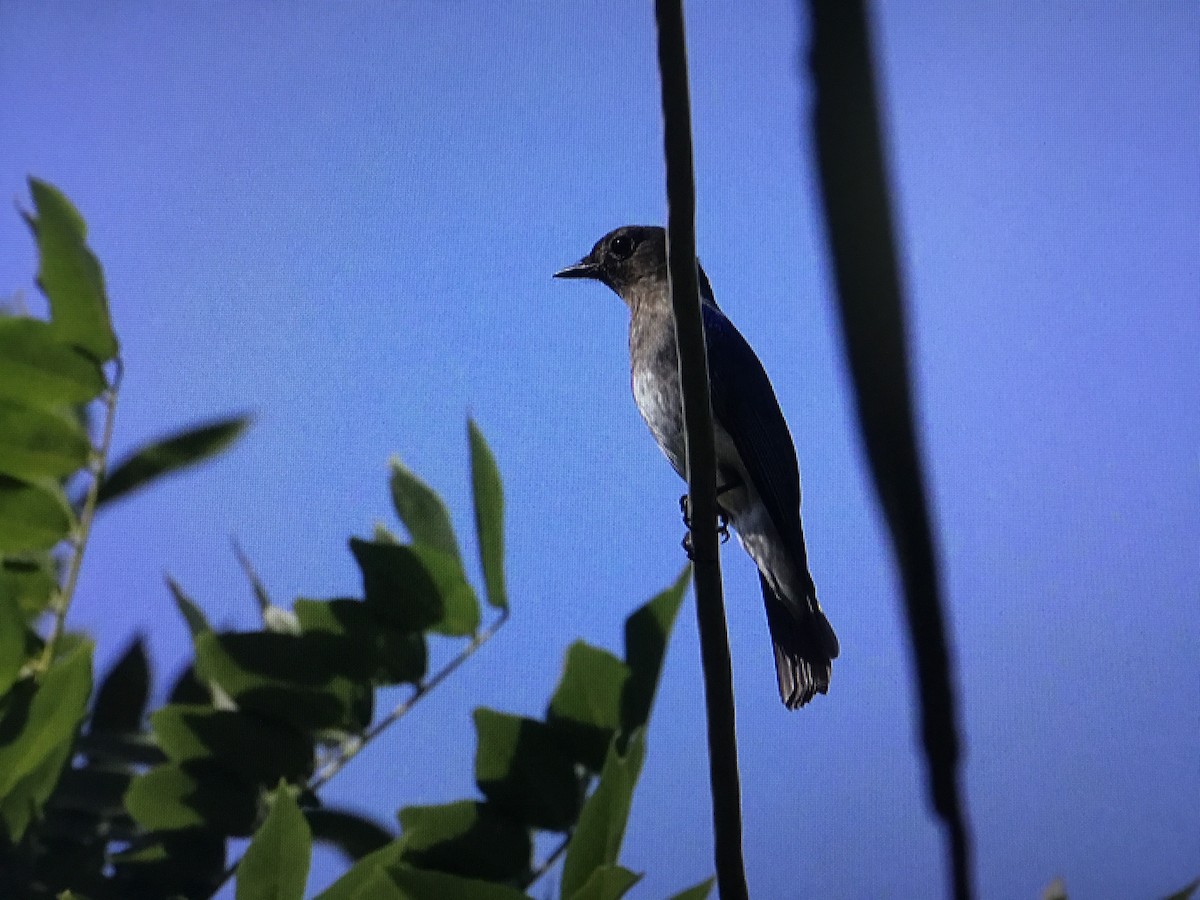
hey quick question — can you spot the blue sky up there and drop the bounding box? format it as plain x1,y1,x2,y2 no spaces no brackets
2,3,1197,898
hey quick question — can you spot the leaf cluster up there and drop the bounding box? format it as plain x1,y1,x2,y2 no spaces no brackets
0,180,715,900
298,569,699,900
84,423,507,897
0,181,247,898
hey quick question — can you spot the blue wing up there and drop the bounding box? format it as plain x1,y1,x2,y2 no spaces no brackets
702,297,839,707
701,302,808,567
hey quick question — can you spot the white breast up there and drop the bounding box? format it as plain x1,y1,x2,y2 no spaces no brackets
632,366,686,475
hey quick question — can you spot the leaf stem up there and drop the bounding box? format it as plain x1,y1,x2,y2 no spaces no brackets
307,607,510,791
38,357,122,673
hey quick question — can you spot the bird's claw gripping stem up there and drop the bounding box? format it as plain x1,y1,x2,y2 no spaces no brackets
680,490,733,556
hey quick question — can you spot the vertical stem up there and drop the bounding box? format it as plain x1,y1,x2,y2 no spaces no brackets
39,359,122,672
653,2,749,898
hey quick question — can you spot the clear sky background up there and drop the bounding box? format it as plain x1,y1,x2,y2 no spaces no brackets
2,3,1197,898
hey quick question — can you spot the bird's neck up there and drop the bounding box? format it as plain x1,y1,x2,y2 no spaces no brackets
628,288,677,371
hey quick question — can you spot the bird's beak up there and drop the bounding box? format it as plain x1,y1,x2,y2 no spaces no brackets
553,259,601,280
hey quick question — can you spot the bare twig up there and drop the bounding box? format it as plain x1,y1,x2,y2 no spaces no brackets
653,2,748,898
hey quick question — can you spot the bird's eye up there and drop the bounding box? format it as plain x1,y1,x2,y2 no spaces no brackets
609,234,636,260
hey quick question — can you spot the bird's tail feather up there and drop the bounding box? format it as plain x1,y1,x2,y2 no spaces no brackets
760,573,839,710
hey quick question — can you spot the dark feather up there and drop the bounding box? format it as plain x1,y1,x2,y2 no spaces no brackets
702,302,808,566
703,300,840,708
761,574,837,709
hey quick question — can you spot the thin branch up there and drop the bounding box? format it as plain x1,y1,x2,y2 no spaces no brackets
38,357,123,673
307,607,510,791
804,2,974,898
213,608,511,893
653,2,749,899
522,826,575,892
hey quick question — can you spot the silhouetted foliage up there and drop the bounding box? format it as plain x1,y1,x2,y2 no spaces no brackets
0,181,711,899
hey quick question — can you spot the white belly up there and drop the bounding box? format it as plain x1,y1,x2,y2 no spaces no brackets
632,366,686,475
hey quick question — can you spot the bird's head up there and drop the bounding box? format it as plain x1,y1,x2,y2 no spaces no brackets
554,225,667,304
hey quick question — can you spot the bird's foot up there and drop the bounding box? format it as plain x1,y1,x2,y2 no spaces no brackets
679,493,733,548
717,516,731,544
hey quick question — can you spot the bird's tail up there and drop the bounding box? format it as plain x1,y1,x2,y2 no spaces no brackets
759,573,840,710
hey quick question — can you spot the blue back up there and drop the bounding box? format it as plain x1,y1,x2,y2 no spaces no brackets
702,302,807,561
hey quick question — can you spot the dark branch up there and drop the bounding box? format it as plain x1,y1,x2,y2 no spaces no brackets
654,2,749,898
804,2,974,898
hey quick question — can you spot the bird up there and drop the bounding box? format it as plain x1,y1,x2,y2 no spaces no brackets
554,225,838,709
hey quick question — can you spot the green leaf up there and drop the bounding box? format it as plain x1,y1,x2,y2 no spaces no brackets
294,598,427,685
166,576,211,638
0,642,92,842
549,642,629,733
108,826,228,898
306,807,393,862
414,545,478,637
547,642,630,772
168,665,213,706
0,720,75,842
194,631,372,734
349,871,407,900
384,865,532,900
152,704,314,786
0,553,57,617
560,730,646,899
45,762,132,818
0,398,91,482
312,838,408,900
473,708,583,832
373,522,402,544
97,415,250,507
351,538,467,634
397,800,531,883
620,567,689,742
0,641,92,800
76,729,166,770
667,877,715,900
0,317,106,405
125,761,258,835
351,538,442,632
389,458,462,563
89,637,150,733
468,421,507,610
236,782,312,900
27,178,118,361
1164,878,1200,900
0,474,74,552
384,459,480,635
0,593,24,697
567,865,641,900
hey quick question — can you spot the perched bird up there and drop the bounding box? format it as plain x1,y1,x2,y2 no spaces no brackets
555,225,838,709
